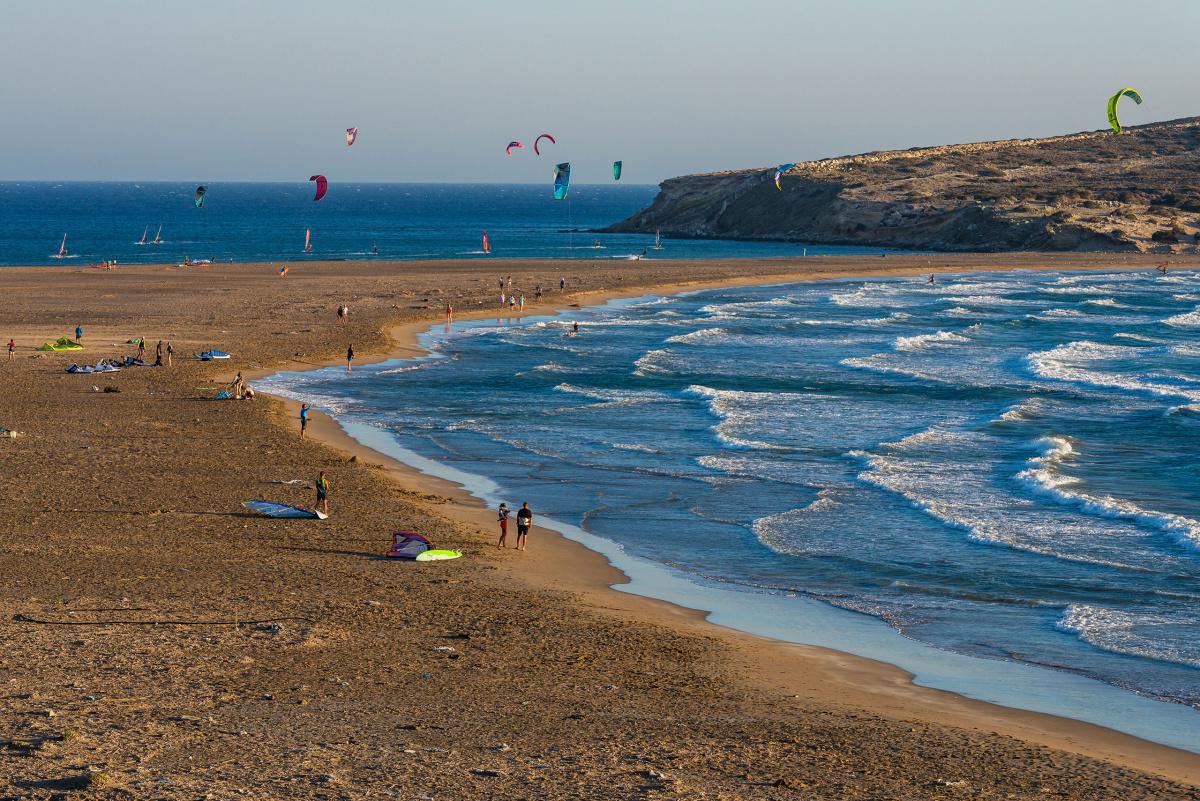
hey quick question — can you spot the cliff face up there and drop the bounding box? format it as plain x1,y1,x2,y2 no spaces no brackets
607,118,1200,252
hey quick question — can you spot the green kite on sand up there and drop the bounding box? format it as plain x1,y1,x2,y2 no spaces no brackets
37,337,83,351
1107,87,1143,133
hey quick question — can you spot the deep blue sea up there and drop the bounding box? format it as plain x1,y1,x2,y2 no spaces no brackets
261,269,1200,713
0,182,890,265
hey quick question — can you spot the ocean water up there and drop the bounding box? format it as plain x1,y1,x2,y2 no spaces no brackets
0,182,891,265
261,269,1200,714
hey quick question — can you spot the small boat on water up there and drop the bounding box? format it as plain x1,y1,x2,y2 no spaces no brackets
304,228,312,253
482,231,491,254
371,242,379,255
654,229,663,251
151,225,162,245
52,233,69,259
137,227,148,246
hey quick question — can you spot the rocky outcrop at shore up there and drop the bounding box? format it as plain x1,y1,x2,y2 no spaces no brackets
607,117,1200,252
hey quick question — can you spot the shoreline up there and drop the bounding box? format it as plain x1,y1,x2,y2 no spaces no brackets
255,265,1200,783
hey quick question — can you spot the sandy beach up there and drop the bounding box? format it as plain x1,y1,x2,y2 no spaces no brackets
3,254,1199,800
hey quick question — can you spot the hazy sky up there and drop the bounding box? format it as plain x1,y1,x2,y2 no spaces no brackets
2,1,1196,183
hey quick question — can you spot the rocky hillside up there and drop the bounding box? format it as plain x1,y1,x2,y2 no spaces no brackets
607,118,1200,252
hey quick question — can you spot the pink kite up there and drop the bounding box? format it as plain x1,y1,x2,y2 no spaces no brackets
506,140,523,156
345,127,359,147
533,133,555,155
309,175,328,202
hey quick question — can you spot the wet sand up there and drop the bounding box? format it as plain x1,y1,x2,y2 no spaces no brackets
2,254,1199,799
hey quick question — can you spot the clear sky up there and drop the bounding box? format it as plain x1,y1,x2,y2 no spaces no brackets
1,0,1196,183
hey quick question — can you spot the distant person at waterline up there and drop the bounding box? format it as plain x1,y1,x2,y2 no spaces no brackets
516,502,532,551
497,503,510,548
346,344,354,372
300,402,310,437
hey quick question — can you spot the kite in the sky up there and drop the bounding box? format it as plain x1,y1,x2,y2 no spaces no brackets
534,133,556,155
553,162,571,200
506,141,524,156
1107,88,1143,133
774,163,796,191
194,186,207,208
310,175,328,202
346,127,359,147
613,161,623,181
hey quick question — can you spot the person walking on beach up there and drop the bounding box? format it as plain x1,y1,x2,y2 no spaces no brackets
519,295,525,312
560,277,566,292
535,285,542,300
500,291,506,308
316,470,330,516
445,303,453,322
515,502,533,551
509,295,516,311
336,305,346,325
300,402,310,437
75,325,83,342
6,339,15,361
346,344,355,372
166,341,173,367
231,371,244,399
154,340,163,366
137,338,146,360
497,502,511,548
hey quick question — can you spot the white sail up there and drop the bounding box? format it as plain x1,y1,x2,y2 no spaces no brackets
137,227,148,245
151,225,162,244
54,233,68,258
304,228,312,253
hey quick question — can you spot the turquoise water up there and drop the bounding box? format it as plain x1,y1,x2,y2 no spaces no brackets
260,268,1200,745
0,182,894,265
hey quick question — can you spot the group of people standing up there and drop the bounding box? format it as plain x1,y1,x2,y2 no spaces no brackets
497,502,534,550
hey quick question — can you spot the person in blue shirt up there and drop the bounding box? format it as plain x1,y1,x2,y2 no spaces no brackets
75,325,83,342
300,403,310,438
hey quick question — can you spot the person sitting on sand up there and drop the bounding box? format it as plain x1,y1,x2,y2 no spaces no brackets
516,502,533,551
316,470,330,516
300,402,310,437
243,385,255,400
497,503,510,548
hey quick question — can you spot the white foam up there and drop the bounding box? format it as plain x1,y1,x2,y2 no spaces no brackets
684,385,798,451
893,330,970,352
1027,341,1200,402
1163,307,1200,328
1057,604,1200,669
665,327,731,345
1084,298,1125,308
1016,437,1200,551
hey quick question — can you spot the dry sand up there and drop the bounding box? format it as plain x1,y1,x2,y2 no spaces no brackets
2,254,1198,799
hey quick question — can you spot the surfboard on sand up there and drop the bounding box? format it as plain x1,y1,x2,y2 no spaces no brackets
242,500,327,520
415,549,462,561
